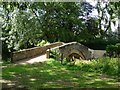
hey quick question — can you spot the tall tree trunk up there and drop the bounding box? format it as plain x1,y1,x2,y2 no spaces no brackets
118,7,120,40
0,5,2,59
0,39,2,60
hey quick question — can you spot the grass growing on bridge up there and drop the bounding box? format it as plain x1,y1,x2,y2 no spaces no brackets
2,57,119,89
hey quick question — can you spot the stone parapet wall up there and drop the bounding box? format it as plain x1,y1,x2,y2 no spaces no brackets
92,50,106,58
11,42,64,62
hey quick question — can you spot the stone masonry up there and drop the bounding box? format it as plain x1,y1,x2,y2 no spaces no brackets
47,42,94,61
11,42,64,62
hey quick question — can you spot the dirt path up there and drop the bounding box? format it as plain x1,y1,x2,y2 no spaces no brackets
15,54,47,64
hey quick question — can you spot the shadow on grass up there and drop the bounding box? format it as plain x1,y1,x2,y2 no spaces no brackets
2,58,119,89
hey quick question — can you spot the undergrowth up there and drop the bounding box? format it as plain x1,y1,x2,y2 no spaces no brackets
62,57,118,77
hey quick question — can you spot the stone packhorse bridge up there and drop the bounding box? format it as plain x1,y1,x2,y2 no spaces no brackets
47,42,94,62
11,42,105,63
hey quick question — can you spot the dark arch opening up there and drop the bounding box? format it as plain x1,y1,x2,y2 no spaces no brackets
68,52,86,60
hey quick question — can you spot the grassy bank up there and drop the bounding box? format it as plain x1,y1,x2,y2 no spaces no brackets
1,57,119,89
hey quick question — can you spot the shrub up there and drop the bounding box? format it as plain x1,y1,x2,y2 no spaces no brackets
106,43,120,57
84,58,118,76
115,43,120,56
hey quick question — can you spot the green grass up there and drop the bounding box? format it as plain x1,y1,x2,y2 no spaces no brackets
1,58,119,89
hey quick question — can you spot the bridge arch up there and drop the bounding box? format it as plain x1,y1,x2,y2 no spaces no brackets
48,42,93,61
68,52,86,60
62,48,86,60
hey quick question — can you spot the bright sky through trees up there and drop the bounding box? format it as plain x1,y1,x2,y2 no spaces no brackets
86,0,118,32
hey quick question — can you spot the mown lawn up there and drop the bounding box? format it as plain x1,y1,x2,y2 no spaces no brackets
1,58,119,89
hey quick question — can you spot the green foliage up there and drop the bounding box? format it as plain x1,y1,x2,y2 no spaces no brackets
81,38,119,50
49,49,57,58
115,43,120,55
48,56,118,77
106,43,120,57
36,40,50,46
49,49,61,60
92,58,118,76
66,57,118,76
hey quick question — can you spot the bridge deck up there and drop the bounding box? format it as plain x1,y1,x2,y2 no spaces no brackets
15,54,47,64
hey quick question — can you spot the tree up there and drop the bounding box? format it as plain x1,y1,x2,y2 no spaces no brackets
79,1,100,41
96,0,119,38
1,2,83,59
1,2,43,59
